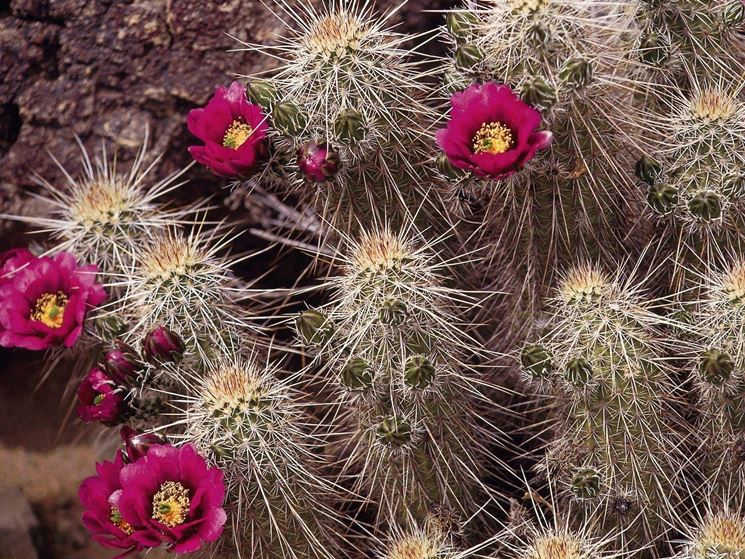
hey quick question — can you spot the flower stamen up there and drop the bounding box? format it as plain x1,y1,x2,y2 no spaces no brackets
152,481,190,527
110,507,134,535
473,121,514,154
31,291,69,329
222,120,254,150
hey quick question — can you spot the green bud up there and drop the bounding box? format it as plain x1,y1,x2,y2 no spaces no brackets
688,190,722,221
446,11,478,39
521,344,552,378
455,43,484,69
272,102,306,135
340,358,375,390
699,348,734,386
521,77,557,110
404,355,436,389
723,173,745,196
379,299,408,326
639,29,670,66
296,309,333,346
525,23,550,48
435,154,463,179
334,108,365,143
246,79,277,110
723,1,745,26
565,357,593,386
571,467,601,499
646,182,678,214
376,416,412,448
635,155,663,186
559,58,593,89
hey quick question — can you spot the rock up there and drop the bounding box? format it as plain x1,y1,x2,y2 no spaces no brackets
0,487,40,559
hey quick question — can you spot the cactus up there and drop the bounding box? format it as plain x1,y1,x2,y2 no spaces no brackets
690,259,745,488
439,0,647,301
175,353,346,559
116,226,258,364
295,226,503,525
520,264,685,547
640,78,745,291
634,0,744,90
5,134,195,274
236,1,441,232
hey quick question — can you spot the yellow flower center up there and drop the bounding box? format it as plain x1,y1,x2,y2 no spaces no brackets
151,481,190,527
222,120,254,150
473,121,514,155
30,292,69,329
110,507,134,535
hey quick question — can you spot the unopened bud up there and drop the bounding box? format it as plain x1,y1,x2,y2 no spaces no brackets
297,141,340,181
698,348,734,386
340,358,374,390
404,355,436,389
521,344,552,378
521,77,557,110
559,58,593,89
334,108,365,143
446,11,478,39
296,309,334,346
688,190,722,221
565,357,593,386
246,79,277,110
647,182,678,214
635,155,663,185
143,326,184,364
455,43,484,69
273,102,306,135
379,299,408,326
376,416,412,448
571,467,601,499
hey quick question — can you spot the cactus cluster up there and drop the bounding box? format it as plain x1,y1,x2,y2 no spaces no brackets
2,1,745,558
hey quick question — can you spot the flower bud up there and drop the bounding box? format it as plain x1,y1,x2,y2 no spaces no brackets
521,77,557,110
698,348,734,386
688,190,722,221
455,43,484,69
435,154,463,179
647,182,678,214
379,299,408,326
297,141,341,182
376,416,412,448
334,108,365,143
525,23,550,47
404,355,436,390
120,426,167,463
635,155,663,186
520,344,552,378
639,29,670,66
273,102,306,134
246,79,277,110
723,1,745,26
559,58,593,89
104,341,141,385
612,496,633,516
571,467,601,499
76,367,127,425
340,358,375,390
296,309,334,346
143,325,185,364
565,357,593,386
446,11,478,39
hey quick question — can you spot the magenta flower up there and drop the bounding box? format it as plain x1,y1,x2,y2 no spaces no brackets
436,81,553,179
187,81,269,178
143,325,185,364
0,248,34,282
0,251,106,350
117,444,227,553
79,451,143,557
76,367,126,424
